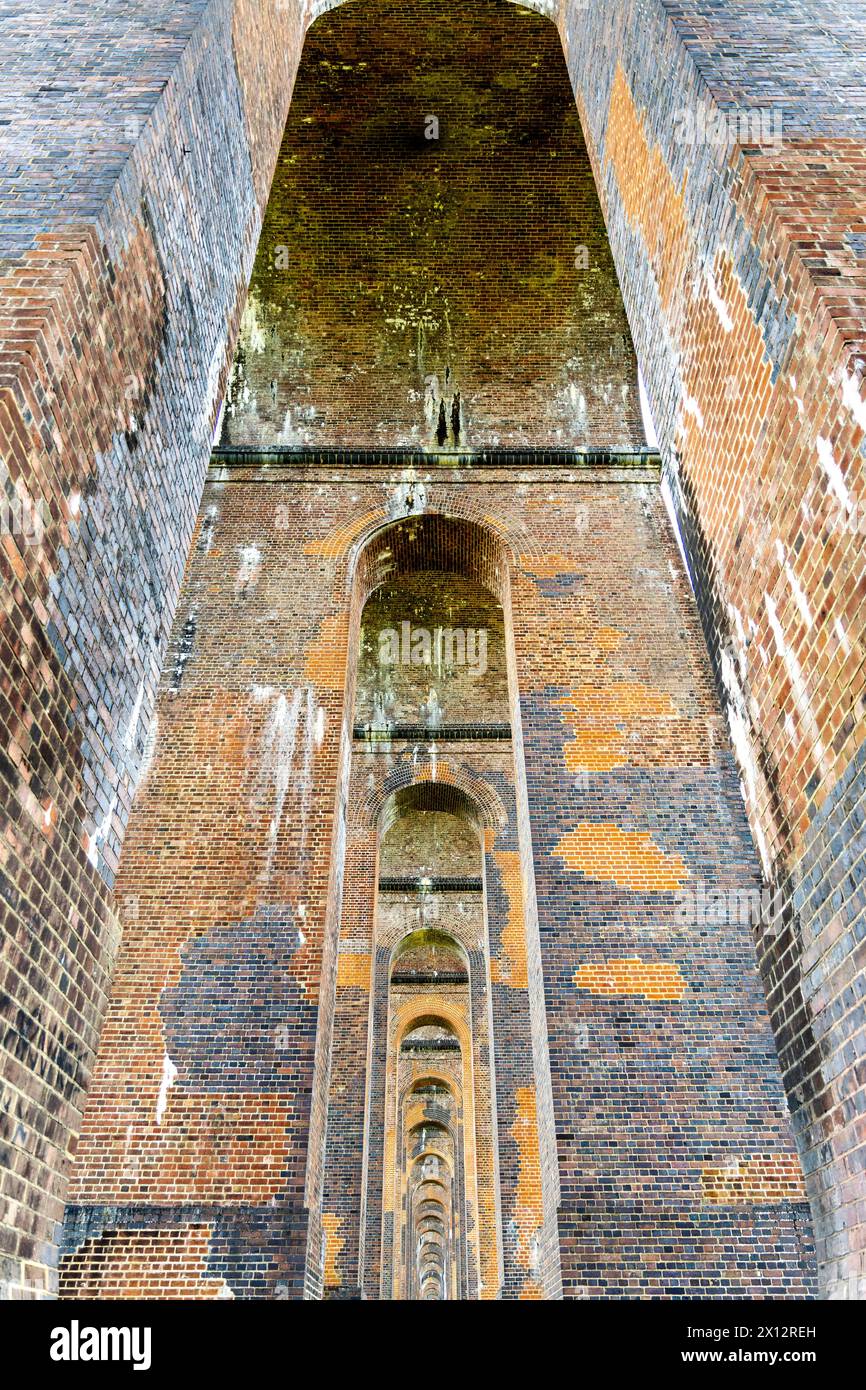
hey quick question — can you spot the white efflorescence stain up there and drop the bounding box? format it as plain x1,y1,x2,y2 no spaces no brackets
87,793,118,869
253,686,319,880
727,604,749,679
817,435,852,514
682,395,705,431
124,680,146,753
834,617,852,657
775,539,814,629
137,712,158,787
388,479,427,517
704,266,734,332
764,592,830,776
719,647,771,876
839,367,866,432
235,544,262,596
155,1052,178,1125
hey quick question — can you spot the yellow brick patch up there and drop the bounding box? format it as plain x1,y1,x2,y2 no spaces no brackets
490,851,528,988
322,1213,345,1286
336,952,371,989
605,63,690,316
701,1156,807,1206
564,729,627,772
512,1085,544,1295
596,626,624,653
574,957,688,1001
554,683,679,723
518,552,577,578
304,610,350,688
555,822,689,890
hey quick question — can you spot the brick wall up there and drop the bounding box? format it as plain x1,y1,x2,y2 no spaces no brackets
220,0,643,450
560,0,866,1296
1,0,862,1298
0,0,308,1299
59,461,815,1298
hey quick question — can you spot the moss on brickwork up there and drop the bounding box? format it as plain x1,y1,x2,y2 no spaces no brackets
221,0,643,450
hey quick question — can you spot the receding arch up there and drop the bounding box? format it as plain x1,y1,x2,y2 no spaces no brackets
354,761,509,833
408,1075,457,1099
392,928,470,978
357,513,511,608
314,473,558,1303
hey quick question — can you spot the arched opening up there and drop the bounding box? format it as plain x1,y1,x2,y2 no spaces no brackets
313,506,560,1300
219,0,643,452
381,887,480,1297
357,569,508,736
400,1061,464,1301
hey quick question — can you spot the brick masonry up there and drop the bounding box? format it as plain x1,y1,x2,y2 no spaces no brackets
0,0,310,1298
0,0,861,1299
559,0,866,1296
58,462,816,1299
219,0,643,450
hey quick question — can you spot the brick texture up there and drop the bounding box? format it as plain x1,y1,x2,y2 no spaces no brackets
0,0,861,1300
60,462,815,1299
562,0,866,1295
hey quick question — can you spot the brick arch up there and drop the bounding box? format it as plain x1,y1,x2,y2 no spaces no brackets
408,1123,455,1160
417,1200,447,1219
391,926,470,972
418,1220,446,1238
417,1230,447,1249
415,1177,449,1199
355,511,511,606
321,494,547,597
408,1118,452,1137
395,996,472,1050
412,1149,455,1176
352,760,509,832
407,1074,458,1099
